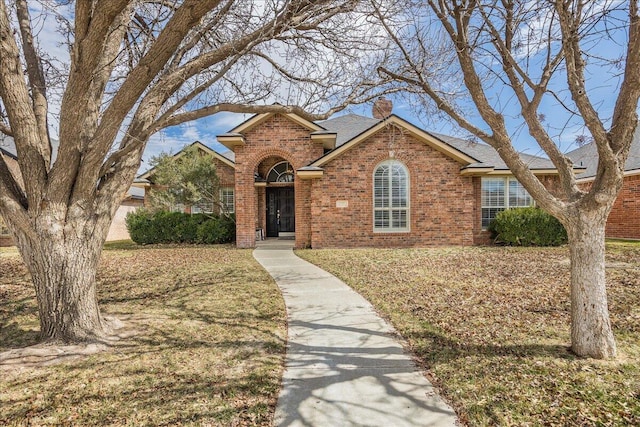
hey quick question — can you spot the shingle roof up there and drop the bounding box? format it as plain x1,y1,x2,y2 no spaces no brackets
566,127,640,179
429,132,556,170
220,150,235,162
318,114,381,147
316,113,556,170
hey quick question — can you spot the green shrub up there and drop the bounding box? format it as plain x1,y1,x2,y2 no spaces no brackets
125,209,156,244
489,207,567,246
196,214,235,244
126,209,235,245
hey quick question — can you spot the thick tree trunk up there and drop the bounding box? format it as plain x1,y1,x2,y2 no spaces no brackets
566,214,617,359
13,216,111,343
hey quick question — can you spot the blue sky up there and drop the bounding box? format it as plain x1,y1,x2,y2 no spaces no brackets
22,1,636,176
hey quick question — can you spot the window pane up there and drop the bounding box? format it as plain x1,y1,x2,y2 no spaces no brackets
481,178,505,208
374,167,389,208
391,210,407,228
482,207,504,228
375,210,389,228
508,180,532,207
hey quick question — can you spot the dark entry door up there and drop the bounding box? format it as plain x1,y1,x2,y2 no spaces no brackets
266,187,295,237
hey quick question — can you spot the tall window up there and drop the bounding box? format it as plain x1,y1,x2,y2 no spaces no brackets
373,160,409,231
220,187,235,213
481,177,533,228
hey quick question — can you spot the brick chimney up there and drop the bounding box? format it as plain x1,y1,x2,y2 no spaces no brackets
372,97,393,119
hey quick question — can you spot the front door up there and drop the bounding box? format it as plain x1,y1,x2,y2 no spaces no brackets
266,187,295,237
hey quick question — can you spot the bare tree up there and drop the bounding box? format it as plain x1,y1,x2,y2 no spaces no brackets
374,0,640,359
0,0,388,343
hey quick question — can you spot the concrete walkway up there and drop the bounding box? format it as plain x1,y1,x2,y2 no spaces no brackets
253,240,458,427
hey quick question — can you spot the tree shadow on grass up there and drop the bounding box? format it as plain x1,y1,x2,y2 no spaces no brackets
0,308,285,426
405,327,575,367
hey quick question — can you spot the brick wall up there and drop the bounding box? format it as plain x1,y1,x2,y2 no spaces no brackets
605,174,640,239
309,126,475,248
215,158,235,187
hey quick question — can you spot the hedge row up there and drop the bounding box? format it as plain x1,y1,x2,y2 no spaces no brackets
489,207,567,247
125,210,235,245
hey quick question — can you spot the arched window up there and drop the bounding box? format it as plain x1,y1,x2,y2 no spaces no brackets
267,161,295,183
373,160,409,231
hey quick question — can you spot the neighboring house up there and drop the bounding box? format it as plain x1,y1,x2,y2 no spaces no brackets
0,135,143,246
567,128,640,240
105,187,145,241
134,141,236,214
138,99,567,249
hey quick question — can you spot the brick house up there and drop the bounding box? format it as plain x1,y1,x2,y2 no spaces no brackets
139,99,566,249
135,141,237,215
567,128,640,240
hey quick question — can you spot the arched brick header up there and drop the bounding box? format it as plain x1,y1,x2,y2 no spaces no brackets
246,148,299,174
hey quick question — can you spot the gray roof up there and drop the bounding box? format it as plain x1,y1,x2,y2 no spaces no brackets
318,114,381,147
0,134,17,158
315,114,556,170
429,132,556,170
220,150,235,162
566,127,640,179
0,134,59,162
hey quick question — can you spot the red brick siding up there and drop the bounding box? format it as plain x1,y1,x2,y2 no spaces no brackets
606,174,640,239
215,158,235,187
233,114,324,248
309,126,475,248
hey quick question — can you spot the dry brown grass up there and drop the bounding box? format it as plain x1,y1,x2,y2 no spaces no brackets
297,242,640,426
0,243,286,426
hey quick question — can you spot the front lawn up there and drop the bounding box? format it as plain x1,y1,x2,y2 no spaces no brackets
0,244,286,426
297,243,640,426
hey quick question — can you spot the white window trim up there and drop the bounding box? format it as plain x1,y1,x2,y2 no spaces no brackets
220,187,235,214
481,177,533,229
373,159,411,233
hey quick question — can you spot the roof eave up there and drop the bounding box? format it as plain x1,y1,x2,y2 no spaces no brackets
310,132,337,150
217,133,245,150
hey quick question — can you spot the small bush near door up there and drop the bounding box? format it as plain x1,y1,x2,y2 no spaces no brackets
489,207,567,246
126,209,235,245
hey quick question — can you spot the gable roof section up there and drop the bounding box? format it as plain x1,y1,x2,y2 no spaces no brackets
309,114,562,175
138,141,235,181
219,111,333,150
566,127,640,181
232,111,325,134
318,114,381,147
311,115,479,167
